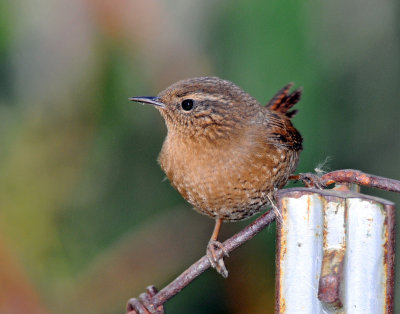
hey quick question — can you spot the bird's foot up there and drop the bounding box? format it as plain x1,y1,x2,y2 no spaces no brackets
290,173,327,189
206,240,229,278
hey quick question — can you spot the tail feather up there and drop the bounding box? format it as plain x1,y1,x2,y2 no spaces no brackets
266,83,302,118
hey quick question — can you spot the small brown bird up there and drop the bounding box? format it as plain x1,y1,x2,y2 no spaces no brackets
130,77,302,277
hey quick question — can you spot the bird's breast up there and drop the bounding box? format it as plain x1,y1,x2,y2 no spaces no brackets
158,132,299,221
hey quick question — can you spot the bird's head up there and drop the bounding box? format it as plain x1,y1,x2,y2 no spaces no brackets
130,77,260,141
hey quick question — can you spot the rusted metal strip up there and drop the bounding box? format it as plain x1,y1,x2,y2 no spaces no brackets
276,188,396,314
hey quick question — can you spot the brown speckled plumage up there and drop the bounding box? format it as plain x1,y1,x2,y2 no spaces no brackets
130,76,302,275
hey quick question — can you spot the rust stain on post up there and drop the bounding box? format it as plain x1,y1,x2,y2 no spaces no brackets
318,249,345,307
318,192,347,310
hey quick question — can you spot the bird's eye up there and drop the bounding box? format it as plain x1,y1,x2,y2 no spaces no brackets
181,99,194,111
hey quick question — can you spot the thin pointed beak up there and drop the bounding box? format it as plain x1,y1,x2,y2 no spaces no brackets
129,96,165,108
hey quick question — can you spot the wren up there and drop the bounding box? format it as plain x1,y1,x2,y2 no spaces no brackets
130,77,302,277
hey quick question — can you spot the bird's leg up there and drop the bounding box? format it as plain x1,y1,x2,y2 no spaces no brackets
206,218,229,278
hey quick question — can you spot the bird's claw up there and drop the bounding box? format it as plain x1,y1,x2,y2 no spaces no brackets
296,172,327,189
206,240,229,278
126,285,164,314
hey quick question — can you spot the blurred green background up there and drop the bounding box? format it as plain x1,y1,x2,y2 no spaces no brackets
0,1,399,313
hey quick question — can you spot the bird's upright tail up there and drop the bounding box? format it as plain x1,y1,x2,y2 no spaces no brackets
266,83,302,118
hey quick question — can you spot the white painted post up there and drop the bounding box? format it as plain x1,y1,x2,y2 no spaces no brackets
275,187,395,314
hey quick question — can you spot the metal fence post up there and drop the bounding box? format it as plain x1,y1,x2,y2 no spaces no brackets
276,187,395,314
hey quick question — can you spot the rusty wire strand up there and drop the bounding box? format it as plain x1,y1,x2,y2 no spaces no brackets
321,169,400,193
127,209,277,313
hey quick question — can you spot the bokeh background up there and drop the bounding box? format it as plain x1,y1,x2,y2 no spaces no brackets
1,1,399,313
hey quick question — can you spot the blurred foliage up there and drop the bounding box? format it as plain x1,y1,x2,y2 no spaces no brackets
0,0,399,313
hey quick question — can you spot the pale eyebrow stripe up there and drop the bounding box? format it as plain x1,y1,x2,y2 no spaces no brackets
179,93,225,102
